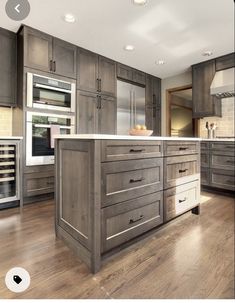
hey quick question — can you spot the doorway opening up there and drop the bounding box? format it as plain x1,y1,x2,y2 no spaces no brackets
166,85,199,137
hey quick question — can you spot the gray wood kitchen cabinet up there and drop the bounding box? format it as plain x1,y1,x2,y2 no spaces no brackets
77,48,99,93
216,53,235,71
0,28,17,107
192,60,221,118
77,50,116,97
22,26,77,78
77,90,115,134
145,74,161,135
117,63,146,86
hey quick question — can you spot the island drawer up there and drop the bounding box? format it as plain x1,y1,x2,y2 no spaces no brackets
210,169,235,191
164,141,200,156
101,191,163,252
24,171,54,197
101,140,163,162
211,153,235,170
164,154,200,189
164,181,199,221
101,158,163,207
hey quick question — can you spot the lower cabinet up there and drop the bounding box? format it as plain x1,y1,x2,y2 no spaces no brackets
164,181,199,222
55,139,200,273
101,191,163,252
201,141,235,192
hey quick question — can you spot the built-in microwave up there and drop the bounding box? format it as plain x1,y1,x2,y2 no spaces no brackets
27,73,76,113
26,112,75,166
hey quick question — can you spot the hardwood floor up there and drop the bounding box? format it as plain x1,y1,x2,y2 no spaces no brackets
0,192,234,299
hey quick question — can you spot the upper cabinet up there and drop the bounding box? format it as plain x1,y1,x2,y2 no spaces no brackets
117,63,146,86
0,28,17,107
145,74,161,135
22,26,77,79
77,49,116,97
192,60,221,118
216,53,235,71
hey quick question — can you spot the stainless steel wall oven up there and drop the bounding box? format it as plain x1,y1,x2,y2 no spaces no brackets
26,112,75,166
27,73,76,113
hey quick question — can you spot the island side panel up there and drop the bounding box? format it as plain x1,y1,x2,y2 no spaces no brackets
55,139,101,272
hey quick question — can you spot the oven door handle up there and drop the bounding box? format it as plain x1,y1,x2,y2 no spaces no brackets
35,83,72,94
33,124,72,129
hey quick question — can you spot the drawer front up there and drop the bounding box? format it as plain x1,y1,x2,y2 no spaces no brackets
201,167,210,186
164,154,200,189
210,169,235,191
102,158,163,207
24,172,54,197
101,140,163,162
201,142,209,150
211,153,235,170
201,151,210,167
101,191,163,252
164,141,200,156
210,142,235,155
164,181,200,221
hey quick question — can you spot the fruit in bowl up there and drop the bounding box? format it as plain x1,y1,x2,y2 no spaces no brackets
129,125,153,136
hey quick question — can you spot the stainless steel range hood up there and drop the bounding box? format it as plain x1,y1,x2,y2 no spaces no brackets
210,67,235,98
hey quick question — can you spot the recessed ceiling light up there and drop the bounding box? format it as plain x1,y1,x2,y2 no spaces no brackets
124,45,135,51
63,13,76,23
202,50,213,56
133,0,148,5
156,60,166,65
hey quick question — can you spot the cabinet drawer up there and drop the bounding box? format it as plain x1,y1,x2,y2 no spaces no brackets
101,158,163,207
201,151,210,167
164,181,200,222
164,154,200,189
210,169,235,191
210,142,235,155
24,171,54,197
201,167,210,186
164,141,200,156
101,140,163,162
211,153,235,170
101,191,163,252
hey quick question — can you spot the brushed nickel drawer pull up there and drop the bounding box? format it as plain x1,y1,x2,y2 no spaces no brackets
129,215,144,224
129,177,144,183
179,169,188,173
179,198,187,203
226,180,234,185
225,146,234,149
47,181,54,186
179,147,188,151
226,160,235,164
129,149,145,153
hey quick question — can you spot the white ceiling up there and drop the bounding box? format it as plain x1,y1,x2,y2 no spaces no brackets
0,0,234,79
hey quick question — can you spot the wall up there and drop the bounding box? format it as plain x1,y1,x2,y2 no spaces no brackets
171,106,193,137
0,107,12,136
161,70,192,136
199,97,234,138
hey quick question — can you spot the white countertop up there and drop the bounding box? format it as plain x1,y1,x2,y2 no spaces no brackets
54,134,202,141
0,136,23,140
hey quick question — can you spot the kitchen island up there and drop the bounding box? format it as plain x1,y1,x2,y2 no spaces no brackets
54,135,201,273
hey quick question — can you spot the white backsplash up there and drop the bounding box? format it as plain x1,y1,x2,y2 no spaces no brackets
200,97,234,138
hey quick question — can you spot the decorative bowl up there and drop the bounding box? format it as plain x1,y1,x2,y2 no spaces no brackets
129,129,153,136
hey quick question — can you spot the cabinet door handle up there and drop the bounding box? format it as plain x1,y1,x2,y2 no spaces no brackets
53,61,56,72
99,96,102,109
96,95,100,109
179,169,188,173
153,94,156,106
179,198,187,203
99,79,102,92
129,215,144,224
96,79,99,91
179,147,188,151
129,177,144,183
129,149,145,153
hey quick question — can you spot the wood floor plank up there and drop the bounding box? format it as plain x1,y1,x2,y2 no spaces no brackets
0,192,234,299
